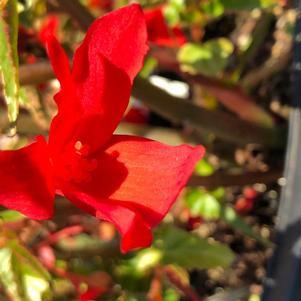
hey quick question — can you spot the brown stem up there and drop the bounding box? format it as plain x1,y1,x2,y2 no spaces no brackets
188,168,283,189
51,0,94,31
164,266,203,301
238,12,274,74
147,268,164,301
185,73,274,128
19,61,54,85
132,76,285,148
241,10,293,89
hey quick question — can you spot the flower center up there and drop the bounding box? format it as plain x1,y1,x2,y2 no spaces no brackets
56,141,98,184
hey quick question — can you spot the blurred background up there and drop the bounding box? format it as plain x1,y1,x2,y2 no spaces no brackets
0,0,294,300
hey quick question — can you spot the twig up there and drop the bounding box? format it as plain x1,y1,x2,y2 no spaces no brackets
19,61,54,85
185,73,274,128
241,10,294,89
238,12,275,74
50,0,94,31
147,268,164,301
164,266,203,301
188,168,283,189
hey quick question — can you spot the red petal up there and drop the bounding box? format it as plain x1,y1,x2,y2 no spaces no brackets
145,7,186,47
72,3,148,82
47,5,148,156
60,135,204,251
0,137,54,219
39,15,59,45
62,193,152,253
101,136,204,226
48,54,131,157
96,202,153,253
45,35,71,88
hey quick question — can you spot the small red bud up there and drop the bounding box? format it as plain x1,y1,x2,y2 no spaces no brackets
235,197,254,214
187,216,203,230
243,187,258,200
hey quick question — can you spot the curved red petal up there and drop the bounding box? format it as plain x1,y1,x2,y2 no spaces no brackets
48,54,131,157
39,16,59,45
100,135,205,226
0,138,54,220
47,5,147,156
72,3,148,82
45,34,71,89
59,135,204,251
62,192,152,253
144,7,186,47
96,202,153,253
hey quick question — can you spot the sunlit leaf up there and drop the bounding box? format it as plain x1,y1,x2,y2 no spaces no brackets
0,240,51,301
163,0,184,26
221,206,272,246
57,233,104,252
178,38,233,76
195,159,215,176
155,225,235,269
201,0,224,17
186,188,221,220
211,187,226,200
0,0,8,10
140,57,158,78
0,247,22,301
0,13,19,122
134,248,162,273
164,4,181,26
163,287,180,301
7,0,19,69
0,210,24,222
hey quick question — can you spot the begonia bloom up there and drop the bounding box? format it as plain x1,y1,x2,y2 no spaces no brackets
0,4,204,252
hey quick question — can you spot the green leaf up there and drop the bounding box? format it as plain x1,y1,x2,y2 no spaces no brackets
195,159,215,176
178,38,233,76
0,210,24,222
155,225,235,269
163,0,185,25
164,4,181,26
140,57,158,78
164,288,180,301
57,233,104,252
133,248,162,273
0,13,19,122
221,206,272,246
201,0,224,17
7,0,19,69
0,247,22,301
186,188,221,220
211,187,226,200
0,240,51,301
219,0,277,10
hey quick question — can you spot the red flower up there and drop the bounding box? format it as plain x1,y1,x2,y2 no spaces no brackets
144,7,187,47
0,4,204,253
